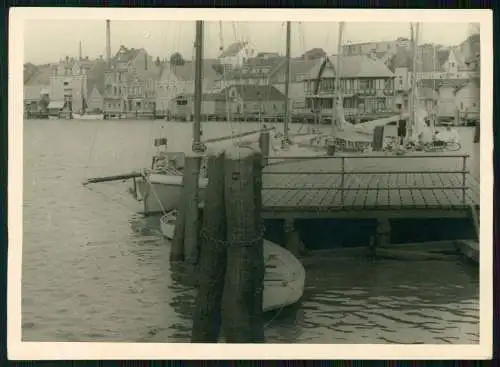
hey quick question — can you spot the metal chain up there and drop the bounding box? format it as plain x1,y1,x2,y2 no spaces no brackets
200,224,266,247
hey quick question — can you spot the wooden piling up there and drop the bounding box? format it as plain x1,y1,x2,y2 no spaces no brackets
170,154,202,262
222,146,265,343
284,218,301,256
191,151,227,343
374,218,391,256
258,130,270,166
473,124,480,143
183,154,203,265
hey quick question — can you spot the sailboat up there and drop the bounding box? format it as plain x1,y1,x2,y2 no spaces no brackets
132,21,325,214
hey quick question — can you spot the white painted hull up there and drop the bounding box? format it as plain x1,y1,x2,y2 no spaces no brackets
160,212,306,312
135,174,208,214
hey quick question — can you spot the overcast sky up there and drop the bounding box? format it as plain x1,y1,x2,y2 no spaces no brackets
24,20,479,64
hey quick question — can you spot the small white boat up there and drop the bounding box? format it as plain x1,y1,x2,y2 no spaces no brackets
73,113,104,120
160,211,306,312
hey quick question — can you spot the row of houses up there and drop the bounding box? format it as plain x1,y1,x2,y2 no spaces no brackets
24,31,480,122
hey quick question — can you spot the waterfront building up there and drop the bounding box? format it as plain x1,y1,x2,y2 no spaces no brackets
342,37,411,56
171,84,286,120
213,50,322,113
24,64,51,115
103,45,161,118
155,59,219,118
303,54,396,119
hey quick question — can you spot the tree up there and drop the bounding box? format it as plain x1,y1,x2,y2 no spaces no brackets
39,93,50,113
170,52,185,66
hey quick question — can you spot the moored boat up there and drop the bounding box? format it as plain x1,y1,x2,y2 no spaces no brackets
160,211,306,312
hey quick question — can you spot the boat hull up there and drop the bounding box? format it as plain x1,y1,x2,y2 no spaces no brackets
135,174,208,214
160,212,306,312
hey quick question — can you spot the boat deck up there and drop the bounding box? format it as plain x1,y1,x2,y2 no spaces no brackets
261,153,479,219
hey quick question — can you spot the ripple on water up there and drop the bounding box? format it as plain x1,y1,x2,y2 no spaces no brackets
22,120,480,343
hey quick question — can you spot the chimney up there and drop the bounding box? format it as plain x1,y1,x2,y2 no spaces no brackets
79,41,82,60
106,20,111,68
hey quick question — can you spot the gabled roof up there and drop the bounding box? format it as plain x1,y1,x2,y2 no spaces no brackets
218,42,248,58
327,54,395,78
115,45,143,63
387,47,442,73
271,57,323,83
164,59,219,82
229,85,285,102
220,55,286,80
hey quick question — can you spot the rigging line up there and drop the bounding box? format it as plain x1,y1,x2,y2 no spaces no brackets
219,21,236,137
231,21,243,138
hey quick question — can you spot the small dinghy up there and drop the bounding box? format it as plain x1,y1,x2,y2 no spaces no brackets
160,211,306,312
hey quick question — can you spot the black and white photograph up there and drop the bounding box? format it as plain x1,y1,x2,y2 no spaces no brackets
9,8,492,360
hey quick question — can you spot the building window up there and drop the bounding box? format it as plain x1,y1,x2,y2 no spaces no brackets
359,79,374,90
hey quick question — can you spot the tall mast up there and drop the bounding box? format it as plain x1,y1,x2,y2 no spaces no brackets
193,20,203,147
283,21,291,142
411,23,420,137
333,22,344,132
106,20,111,68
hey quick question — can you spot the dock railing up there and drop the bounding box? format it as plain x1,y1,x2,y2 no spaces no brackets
262,153,471,207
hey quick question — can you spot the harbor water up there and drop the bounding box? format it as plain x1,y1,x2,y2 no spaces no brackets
22,119,479,343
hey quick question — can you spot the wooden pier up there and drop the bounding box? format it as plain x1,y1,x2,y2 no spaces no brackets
260,153,479,220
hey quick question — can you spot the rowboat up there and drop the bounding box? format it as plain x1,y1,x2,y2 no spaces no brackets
160,211,306,312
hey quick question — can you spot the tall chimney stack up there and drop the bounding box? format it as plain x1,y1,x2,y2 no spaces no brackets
106,20,111,68
79,41,82,60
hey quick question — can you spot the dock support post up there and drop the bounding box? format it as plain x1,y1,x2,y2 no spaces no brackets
474,124,480,143
258,128,270,166
374,218,391,256
284,218,301,256
191,151,227,343
170,154,202,263
222,147,265,343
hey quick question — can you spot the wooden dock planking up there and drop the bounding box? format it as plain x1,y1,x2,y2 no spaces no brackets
388,173,402,209
260,153,478,218
361,172,379,208
422,173,447,208
434,173,462,208
376,174,391,209
341,173,363,209
414,173,439,208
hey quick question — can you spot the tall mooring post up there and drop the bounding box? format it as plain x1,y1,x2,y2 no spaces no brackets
191,151,227,342
170,154,203,263
191,146,265,343
258,129,270,166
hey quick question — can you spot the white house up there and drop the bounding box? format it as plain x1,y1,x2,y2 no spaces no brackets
216,42,257,72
